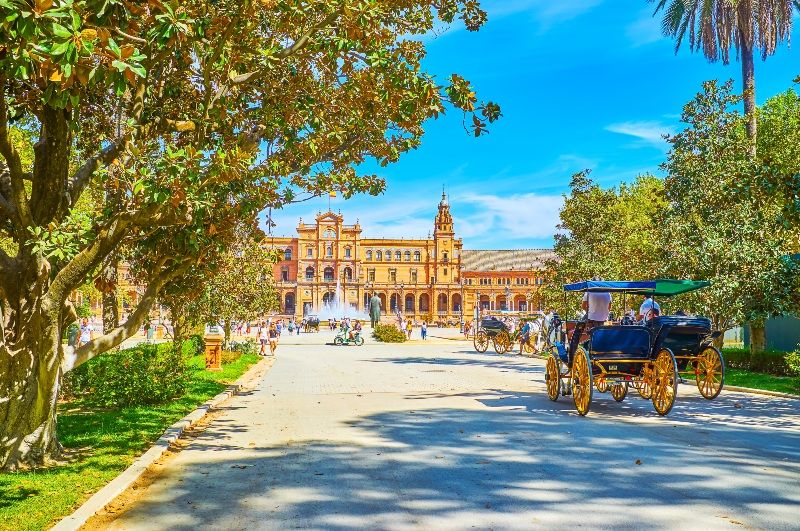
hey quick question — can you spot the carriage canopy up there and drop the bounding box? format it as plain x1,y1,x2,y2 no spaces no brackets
562,279,710,297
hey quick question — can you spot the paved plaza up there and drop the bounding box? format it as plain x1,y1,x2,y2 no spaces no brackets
96,329,800,530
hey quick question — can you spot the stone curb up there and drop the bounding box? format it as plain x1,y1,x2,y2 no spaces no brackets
717,385,798,400
51,357,270,531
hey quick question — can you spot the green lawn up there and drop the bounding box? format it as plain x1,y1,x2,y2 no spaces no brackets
0,353,260,531
725,368,799,395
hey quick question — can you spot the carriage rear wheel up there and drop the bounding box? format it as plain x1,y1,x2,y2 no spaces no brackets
474,330,489,353
493,331,511,354
611,382,628,402
545,354,561,401
652,348,678,416
571,347,593,416
595,377,609,393
696,346,725,400
634,364,653,399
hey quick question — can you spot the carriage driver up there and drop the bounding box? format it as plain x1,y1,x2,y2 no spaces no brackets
638,294,661,322
581,277,612,331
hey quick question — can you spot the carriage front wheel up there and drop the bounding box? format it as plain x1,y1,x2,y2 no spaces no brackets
572,347,593,416
611,382,628,402
474,330,489,353
493,331,511,354
696,346,725,400
545,354,561,401
652,348,678,416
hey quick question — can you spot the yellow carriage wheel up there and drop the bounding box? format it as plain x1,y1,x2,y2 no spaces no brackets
595,376,609,393
652,348,678,416
634,364,653,399
493,331,510,354
571,347,593,416
545,354,561,401
473,330,489,353
523,340,535,355
611,382,628,402
696,346,725,400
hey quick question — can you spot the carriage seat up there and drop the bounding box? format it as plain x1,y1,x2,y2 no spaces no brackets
589,326,651,359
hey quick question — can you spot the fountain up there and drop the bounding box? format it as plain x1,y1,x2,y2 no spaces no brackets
314,276,369,321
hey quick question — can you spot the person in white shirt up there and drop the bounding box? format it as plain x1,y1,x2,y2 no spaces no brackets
581,289,612,330
638,295,661,321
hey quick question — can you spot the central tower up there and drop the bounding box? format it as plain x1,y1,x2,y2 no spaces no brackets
433,191,456,283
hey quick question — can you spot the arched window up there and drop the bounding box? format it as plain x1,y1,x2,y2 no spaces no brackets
285,293,295,313
404,251,411,262
323,267,334,281
414,251,421,262
281,266,289,281
323,228,336,238
343,267,353,280
385,250,391,261
376,250,382,260
395,250,401,261
284,248,292,261
366,250,372,260
326,244,333,257
305,266,314,281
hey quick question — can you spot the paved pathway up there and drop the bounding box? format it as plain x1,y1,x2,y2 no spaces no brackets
100,330,800,530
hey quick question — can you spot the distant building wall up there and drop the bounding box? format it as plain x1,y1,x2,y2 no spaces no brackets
743,316,800,351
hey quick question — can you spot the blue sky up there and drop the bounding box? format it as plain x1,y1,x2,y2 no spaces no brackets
266,0,800,249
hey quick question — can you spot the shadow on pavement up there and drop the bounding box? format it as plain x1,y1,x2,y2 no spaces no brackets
114,399,800,530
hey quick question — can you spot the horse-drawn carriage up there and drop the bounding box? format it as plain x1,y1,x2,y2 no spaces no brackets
303,315,320,333
473,316,512,354
545,279,724,416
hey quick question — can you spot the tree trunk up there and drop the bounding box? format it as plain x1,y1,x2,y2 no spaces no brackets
749,322,766,355
224,319,232,349
101,258,119,334
738,0,757,158
172,308,188,354
0,260,65,470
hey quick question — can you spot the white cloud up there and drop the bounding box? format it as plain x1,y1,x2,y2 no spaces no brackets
419,0,604,42
605,120,675,150
456,192,563,242
626,9,664,47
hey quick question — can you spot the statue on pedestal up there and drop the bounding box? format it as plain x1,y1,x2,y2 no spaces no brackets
368,293,381,327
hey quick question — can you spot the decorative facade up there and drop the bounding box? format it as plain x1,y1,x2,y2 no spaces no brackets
267,193,554,322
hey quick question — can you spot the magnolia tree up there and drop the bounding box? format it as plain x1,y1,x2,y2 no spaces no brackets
0,0,499,470
162,230,281,348
542,171,667,314
660,81,800,350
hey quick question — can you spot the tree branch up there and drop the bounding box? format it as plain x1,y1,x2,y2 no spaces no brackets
65,258,192,371
0,75,32,228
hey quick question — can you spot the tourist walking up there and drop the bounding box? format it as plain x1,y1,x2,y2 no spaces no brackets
258,321,269,355
77,317,93,348
268,324,279,355
421,321,427,340
405,320,412,339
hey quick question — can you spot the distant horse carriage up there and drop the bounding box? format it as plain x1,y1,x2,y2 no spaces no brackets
473,316,512,354
304,316,320,333
544,279,724,416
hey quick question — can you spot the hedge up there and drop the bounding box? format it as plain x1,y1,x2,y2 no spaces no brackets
722,348,794,376
372,323,407,343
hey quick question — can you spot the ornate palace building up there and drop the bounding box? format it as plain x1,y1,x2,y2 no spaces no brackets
267,193,554,322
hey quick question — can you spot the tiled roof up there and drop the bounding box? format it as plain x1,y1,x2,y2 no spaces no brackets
461,249,556,272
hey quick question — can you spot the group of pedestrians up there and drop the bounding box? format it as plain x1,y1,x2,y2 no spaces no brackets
396,317,427,340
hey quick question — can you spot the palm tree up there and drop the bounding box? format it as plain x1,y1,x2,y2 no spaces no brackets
652,0,799,156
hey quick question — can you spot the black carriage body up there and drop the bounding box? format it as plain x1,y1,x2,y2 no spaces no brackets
648,316,715,370
586,325,652,377
480,317,508,338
